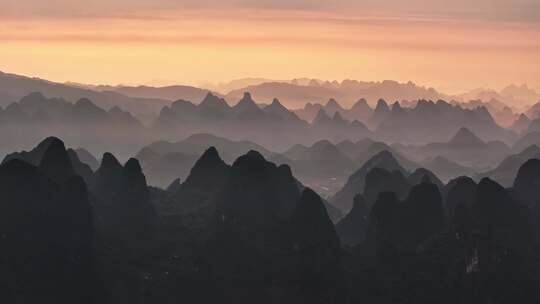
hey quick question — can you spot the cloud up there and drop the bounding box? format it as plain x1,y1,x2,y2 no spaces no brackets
1,0,539,22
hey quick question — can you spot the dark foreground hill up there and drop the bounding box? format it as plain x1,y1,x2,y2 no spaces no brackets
1,136,539,304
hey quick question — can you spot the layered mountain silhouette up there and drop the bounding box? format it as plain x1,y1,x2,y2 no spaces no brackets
395,127,511,172
330,150,408,212
225,79,444,109
374,99,515,144
476,145,540,186
0,70,170,114
294,98,373,123
2,135,540,303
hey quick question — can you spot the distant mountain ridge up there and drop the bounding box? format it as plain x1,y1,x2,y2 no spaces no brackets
225,79,445,109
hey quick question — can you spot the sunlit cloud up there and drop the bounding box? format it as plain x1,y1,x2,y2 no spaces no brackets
0,2,539,92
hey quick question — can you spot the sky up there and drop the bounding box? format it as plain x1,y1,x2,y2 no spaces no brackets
0,0,539,93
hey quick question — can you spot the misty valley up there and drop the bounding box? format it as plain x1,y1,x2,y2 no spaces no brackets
1,71,540,303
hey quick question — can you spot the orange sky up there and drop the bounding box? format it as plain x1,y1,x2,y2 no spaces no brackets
1,4,539,94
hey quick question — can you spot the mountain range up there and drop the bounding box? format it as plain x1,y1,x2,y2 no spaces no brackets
3,135,539,303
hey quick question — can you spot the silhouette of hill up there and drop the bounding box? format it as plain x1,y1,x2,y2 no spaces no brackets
0,93,149,160
476,145,540,186
421,156,474,182
375,100,515,144
511,113,531,134
514,131,540,152
294,98,373,123
226,79,445,109
1,135,540,303
93,84,216,102
0,157,98,303
0,71,170,114
330,150,407,212
395,127,511,172
2,137,93,184
336,194,369,246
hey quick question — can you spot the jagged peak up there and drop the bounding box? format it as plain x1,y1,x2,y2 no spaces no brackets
38,137,74,183
449,127,484,146
20,92,46,103
293,188,334,227
232,150,267,169
99,152,122,171
195,146,224,166
237,92,256,105
244,150,266,162
270,98,284,108
375,99,389,111
353,98,368,107
313,108,331,124
124,158,143,175
200,92,227,107
326,98,341,108
75,97,96,107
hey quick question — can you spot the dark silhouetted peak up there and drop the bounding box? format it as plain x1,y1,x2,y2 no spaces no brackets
391,101,403,111
124,158,143,178
92,152,124,192
38,137,74,184
290,188,340,252
66,148,94,184
408,168,444,190
231,150,268,176
197,146,222,165
449,127,484,146
513,158,540,207
123,158,148,192
183,146,229,189
100,152,122,172
2,136,59,165
336,194,369,246
476,177,510,214
330,149,406,213
367,191,400,244
445,176,477,220
401,181,445,247
364,167,410,207
216,150,300,224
